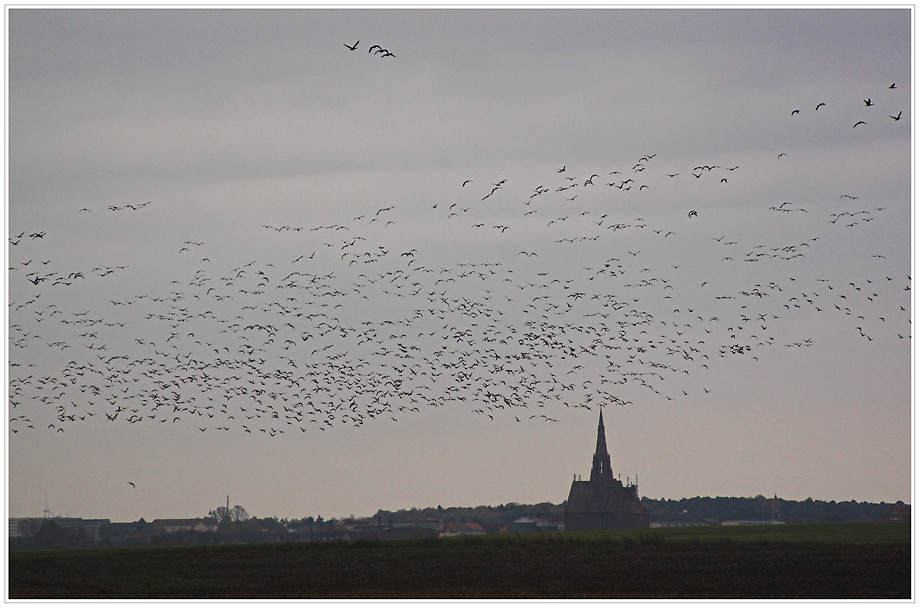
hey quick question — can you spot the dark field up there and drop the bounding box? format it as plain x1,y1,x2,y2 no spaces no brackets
9,522,910,599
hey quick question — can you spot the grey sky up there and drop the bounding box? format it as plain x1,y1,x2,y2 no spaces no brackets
7,7,912,522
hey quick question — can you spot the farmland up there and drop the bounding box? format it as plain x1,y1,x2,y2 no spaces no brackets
9,522,910,599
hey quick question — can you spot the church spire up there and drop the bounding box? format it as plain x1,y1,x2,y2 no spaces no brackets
590,410,614,483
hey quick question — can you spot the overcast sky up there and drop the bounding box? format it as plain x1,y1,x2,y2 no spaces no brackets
7,7,912,523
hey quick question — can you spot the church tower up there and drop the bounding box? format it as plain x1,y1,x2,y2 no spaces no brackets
564,410,650,530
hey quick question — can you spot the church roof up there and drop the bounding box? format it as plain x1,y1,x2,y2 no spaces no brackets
566,480,647,516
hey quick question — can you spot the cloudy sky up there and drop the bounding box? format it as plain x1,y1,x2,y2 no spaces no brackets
7,7,912,523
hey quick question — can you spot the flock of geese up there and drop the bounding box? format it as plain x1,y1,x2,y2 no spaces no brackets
8,83,909,438
344,40,395,57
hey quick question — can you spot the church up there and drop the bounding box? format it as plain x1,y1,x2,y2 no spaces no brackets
564,411,650,530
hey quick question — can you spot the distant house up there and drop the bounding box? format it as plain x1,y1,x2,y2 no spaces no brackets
510,517,559,533
9,518,43,538
105,519,150,539
456,522,487,535
151,518,218,534
9,517,110,542
441,522,487,536
564,411,650,530
882,501,911,522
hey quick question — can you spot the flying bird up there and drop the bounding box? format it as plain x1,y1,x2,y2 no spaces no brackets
344,40,359,51
688,210,698,219
853,120,867,128
815,102,826,110
890,111,902,121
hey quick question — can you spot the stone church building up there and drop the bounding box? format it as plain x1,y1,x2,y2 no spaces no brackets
564,411,650,530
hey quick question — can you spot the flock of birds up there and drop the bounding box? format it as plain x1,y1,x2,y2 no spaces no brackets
343,40,395,57
7,82,909,439
790,84,903,128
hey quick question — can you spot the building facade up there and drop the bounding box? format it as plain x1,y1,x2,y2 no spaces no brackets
9,517,110,541
564,411,650,530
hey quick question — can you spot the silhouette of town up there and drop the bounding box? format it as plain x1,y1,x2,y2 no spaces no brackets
10,412,909,550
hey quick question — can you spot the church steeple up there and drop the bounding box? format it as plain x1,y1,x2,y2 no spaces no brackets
590,410,614,483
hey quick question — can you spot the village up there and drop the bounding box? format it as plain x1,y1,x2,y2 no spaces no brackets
10,412,908,551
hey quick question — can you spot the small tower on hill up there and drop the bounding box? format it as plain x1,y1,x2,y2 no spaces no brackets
564,410,650,530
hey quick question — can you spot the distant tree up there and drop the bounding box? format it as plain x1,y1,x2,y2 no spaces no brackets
32,520,91,550
208,504,250,524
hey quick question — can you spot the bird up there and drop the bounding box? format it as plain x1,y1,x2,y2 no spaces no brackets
791,109,800,115
816,102,826,111
344,40,359,51
890,111,902,121
127,482,135,488
688,210,698,219
853,121,867,128
889,82,897,89
863,98,873,106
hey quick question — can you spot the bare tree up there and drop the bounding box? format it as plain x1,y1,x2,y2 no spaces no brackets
207,504,250,523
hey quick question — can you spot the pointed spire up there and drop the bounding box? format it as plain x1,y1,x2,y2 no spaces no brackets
590,409,614,483
595,410,609,457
